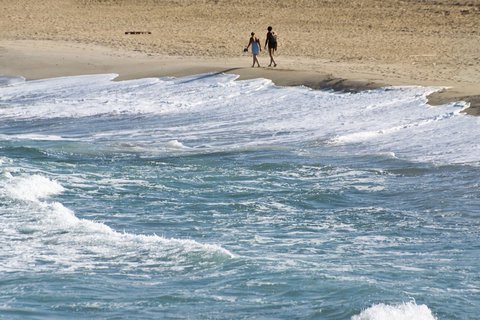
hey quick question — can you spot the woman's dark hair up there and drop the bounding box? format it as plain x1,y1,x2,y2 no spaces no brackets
267,26,272,31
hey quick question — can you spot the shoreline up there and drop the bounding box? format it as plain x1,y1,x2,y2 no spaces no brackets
0,40,478,116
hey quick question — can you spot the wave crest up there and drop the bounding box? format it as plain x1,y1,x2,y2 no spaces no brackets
352,302,437,320
0,173,233,273
5,174,64,202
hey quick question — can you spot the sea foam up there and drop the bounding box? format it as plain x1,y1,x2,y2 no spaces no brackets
1,73,477,165
0,172,233,273
5,174,64,202
352,302,437,320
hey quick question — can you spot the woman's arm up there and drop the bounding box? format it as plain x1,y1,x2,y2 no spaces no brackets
247,37,253,49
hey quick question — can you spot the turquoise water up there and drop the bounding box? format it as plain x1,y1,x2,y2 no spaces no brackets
0,74,479,319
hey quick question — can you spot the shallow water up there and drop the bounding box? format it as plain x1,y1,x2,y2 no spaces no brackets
0,73,479,319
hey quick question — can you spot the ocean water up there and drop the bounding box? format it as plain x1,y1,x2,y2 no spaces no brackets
0,73,478,320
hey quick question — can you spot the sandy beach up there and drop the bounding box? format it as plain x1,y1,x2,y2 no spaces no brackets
1,0,479,114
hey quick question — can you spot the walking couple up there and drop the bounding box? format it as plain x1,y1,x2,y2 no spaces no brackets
246,26,277,68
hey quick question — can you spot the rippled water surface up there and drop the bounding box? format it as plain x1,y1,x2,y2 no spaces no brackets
0,74,479,319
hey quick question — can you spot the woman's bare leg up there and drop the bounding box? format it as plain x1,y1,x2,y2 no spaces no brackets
254,55,260,67
268,48,276,67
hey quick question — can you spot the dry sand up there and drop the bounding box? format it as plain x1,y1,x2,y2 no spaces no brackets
1,0,479,114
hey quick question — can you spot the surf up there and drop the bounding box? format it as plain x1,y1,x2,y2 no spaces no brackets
0,73,477,165
351,302,437,320
0,171,233,273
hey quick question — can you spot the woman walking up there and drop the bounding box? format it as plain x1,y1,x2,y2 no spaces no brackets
246,32,261,67
264,26,277,67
